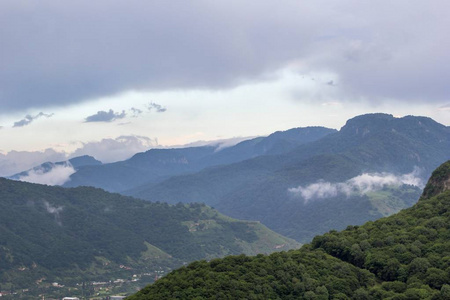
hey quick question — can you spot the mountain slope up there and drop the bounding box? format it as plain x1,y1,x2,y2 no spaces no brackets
64,146,218,192
131,114,450,242
62,127,335,193
129,160,450,299
0,178,299,297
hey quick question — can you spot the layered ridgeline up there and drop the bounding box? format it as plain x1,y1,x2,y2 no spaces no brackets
130,114,450,243
0,178,299,298
62,127,336,192
129,161,450,299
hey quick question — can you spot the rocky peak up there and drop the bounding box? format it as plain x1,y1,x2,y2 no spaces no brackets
420,160,450,200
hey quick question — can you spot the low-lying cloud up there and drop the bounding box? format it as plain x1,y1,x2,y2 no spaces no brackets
85,109,127,122
179,136,257,151
17,163,75,186
43,201,63,225
13,112,54,127
0,135,158,176
289,170,424,203
0,149,67,177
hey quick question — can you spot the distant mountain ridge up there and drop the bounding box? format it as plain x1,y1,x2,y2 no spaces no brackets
8,155,102,180
62,126,335,192
130,114,450,243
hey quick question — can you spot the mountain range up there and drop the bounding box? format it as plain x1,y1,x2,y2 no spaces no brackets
2,113,449,298
129,160,450,299
128,114,450,242
8,114,450,244
61,126,335,193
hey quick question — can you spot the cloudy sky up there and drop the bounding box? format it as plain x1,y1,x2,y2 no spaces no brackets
0,1,449,175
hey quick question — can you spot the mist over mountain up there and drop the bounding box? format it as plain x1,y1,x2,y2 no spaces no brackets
130,114,450,243
129,160,450,299
7,155,102,186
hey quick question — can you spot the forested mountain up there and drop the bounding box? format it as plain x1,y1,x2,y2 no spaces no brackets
129,160,450,299
131,114,450,242
0,178,299,297
62,127,335,192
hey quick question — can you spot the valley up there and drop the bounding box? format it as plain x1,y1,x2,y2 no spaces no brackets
129,160,450,299
2,3,449,298
1,114,449,298
0,178,298,299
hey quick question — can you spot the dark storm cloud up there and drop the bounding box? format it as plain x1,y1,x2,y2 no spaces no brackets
13,112,54,127
84,109,126,123
1,0,449,113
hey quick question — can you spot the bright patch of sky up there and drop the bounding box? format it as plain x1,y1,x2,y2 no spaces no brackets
0,68,447,158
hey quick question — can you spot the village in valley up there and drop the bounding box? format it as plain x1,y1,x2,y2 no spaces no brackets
0,268,167,299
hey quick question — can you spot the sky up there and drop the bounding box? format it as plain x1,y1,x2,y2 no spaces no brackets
0,0,449,176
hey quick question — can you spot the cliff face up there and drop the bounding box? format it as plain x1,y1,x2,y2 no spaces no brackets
420,160,450,200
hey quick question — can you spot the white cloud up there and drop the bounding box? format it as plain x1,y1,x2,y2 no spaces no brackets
0,135,158,177
289,169,424,203
176,136,256,151
0,149,67,177
43,201,63,225
17,163,75,186
290,181,341,201
44,201,63,214
70,135,157,163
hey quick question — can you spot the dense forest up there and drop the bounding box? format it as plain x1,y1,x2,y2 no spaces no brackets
0,178,298,296
129,160,450,299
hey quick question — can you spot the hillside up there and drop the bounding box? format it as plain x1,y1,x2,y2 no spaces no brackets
128,160,450,299
62,127,335,193
0,178,299,298
131,114,450,243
